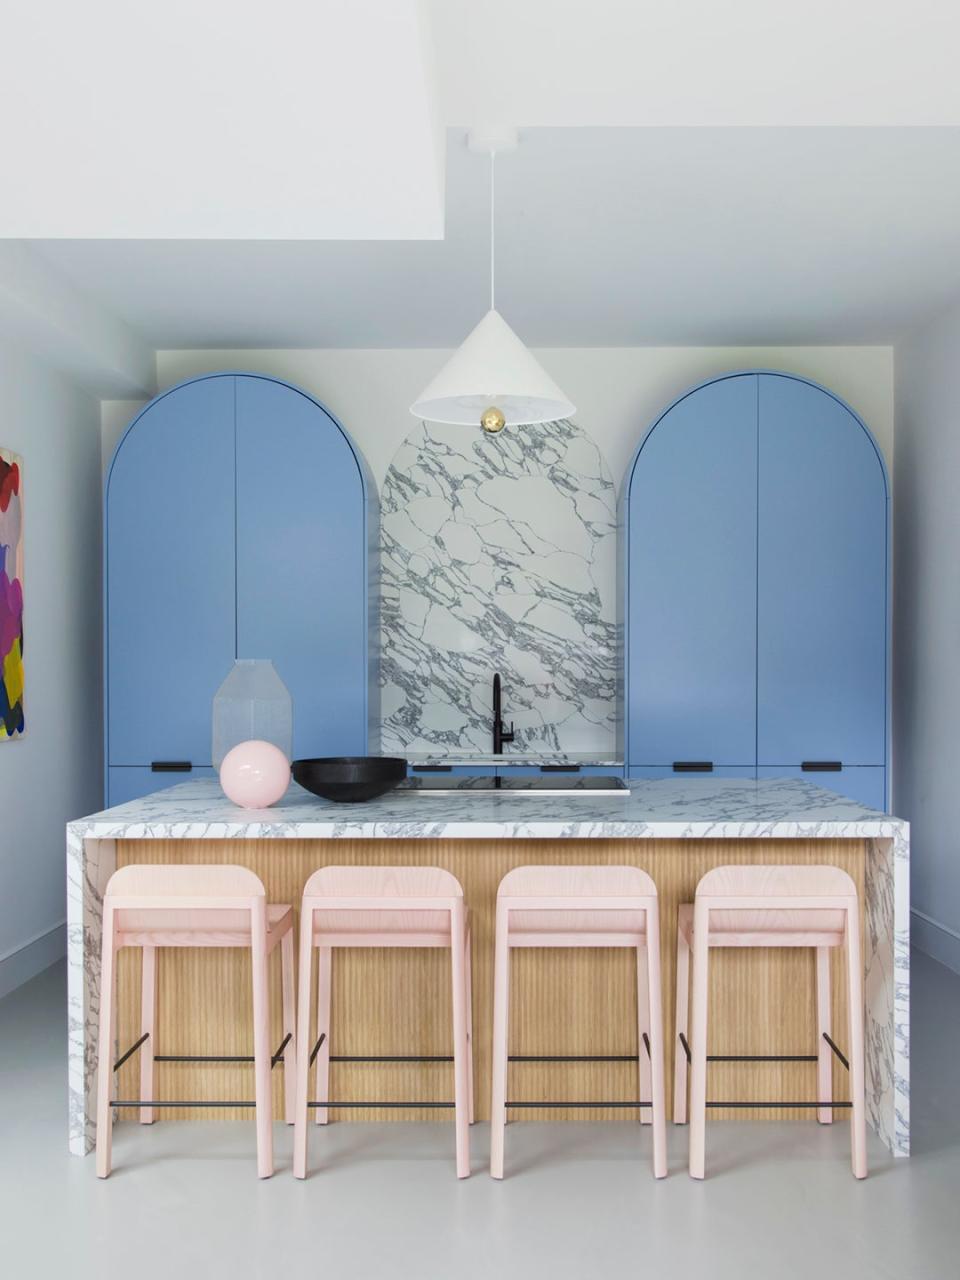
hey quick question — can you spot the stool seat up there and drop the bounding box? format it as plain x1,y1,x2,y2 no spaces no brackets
490,865,667,1180
675,864,866,1180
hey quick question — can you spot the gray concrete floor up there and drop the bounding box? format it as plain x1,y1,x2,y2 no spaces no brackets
1,953,958,1279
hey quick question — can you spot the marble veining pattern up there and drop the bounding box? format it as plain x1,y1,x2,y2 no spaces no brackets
380,420,618,756
67,776,909,1158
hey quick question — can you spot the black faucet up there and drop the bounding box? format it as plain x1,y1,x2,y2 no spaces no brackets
492,672,515,754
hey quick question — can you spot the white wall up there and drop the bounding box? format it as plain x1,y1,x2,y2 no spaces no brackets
895,302,960,973
141,346,893,488
0,339,104,996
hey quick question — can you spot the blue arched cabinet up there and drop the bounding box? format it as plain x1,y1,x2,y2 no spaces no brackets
620,372,889,810
105,373,378,806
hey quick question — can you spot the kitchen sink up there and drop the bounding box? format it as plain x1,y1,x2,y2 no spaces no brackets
396,775,629,797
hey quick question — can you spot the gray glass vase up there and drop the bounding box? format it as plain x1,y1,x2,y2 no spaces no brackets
212,659,293,770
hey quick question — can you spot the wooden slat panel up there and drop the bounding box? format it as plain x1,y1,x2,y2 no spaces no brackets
114,838,864,1124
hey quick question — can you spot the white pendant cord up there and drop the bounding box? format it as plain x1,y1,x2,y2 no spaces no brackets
490,149,496,312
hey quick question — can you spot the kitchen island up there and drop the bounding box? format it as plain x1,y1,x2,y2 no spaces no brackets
67,776,909,1157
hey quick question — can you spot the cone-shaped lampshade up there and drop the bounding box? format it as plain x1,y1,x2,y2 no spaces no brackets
410,309,575,426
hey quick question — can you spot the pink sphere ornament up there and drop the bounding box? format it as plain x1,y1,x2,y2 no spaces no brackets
219,739,291,809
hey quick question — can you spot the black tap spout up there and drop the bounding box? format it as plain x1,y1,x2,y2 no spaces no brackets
493,672,515,754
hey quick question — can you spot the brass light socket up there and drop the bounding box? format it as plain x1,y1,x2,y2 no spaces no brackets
481,405,506,434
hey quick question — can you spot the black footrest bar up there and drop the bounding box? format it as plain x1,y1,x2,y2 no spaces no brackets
156,1055,257,1064
309,1032,326,1067
508,1054,638,1063
113,1033,149,1073
113,1100,258,1108
822,1032,850,1071
705,1100,853,1109
507,1101,652,1109
330,1055,454,1063
642,1032,651,1060
117,1033,292,1070
307,1101,456,1109
271,1033,293,1068
709,1053,817,1062
678,1031,828,1066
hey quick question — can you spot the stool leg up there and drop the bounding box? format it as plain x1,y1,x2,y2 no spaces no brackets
250,902,273,1179
490,901,510,1179
95,906,117,1178
315,946,332,1125
816,946,833,1125
281,929,297,1126
139,946,156,1125
465,924,475,1125
674,918,690,1124
636,945,652,1125
293,906,314,1180
688,900,710,1180
845,906,868,1179
645,903,668,1179
450,901,470,1178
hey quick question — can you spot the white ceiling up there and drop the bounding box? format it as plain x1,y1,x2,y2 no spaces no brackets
0,2,443,239
431,0,960,127
29,127,960,347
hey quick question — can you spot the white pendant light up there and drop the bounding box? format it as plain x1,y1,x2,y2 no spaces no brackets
410,129,575,433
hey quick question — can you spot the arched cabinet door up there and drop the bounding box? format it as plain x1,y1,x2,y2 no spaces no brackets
625,373,758,768
756,374,887,767
235,376,369,759
106,376,236,772
105,373,375,805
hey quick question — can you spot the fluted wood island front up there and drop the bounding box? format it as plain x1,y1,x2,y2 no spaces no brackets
67,777,910,1158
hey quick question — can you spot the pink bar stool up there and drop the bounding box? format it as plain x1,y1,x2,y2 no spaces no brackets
95,865,296,1179
490,865,667,1180
673,864,867,1180
292,866,472,1179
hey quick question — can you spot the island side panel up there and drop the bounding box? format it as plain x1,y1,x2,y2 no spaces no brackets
112,837,866,1131
864,834,910,1155
67,833,117,1156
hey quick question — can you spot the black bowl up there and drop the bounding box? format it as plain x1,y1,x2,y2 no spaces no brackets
292,756,408,804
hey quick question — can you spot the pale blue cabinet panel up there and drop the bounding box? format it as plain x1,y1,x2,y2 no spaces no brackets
108,766,218,807
106,376,236,767
626,374,758,767
235,377,368,760
756,766,886,813
627,766,756,781
756,376,887,766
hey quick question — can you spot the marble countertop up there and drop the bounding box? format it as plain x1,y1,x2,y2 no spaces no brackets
68,775,906,840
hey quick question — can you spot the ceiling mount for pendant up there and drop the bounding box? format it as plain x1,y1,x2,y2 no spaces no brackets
409,128,575,432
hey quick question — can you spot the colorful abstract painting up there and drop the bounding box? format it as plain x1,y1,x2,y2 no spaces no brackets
0,447,24,739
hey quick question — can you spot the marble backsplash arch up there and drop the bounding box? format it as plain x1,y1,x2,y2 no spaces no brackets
380,418,618,755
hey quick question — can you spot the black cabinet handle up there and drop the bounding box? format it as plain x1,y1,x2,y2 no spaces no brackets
801,761,842,772
541,765,581,773
673,761,713,773
151,761,192,773
415,765,453,773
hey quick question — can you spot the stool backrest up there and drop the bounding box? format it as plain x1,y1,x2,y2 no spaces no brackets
497,865,657,900
104,864,267,936
696,864,857,901
303,865,463,901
